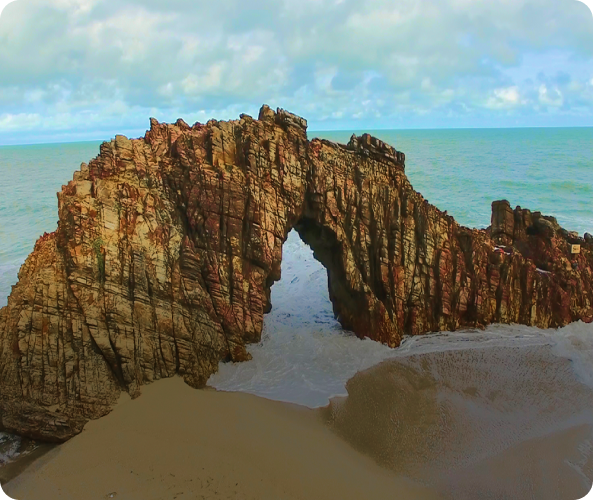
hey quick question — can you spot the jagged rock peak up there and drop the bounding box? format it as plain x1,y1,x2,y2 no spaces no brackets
257,104,308,133
347,132,405,166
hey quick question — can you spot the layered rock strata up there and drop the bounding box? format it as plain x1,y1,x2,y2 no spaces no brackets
1,105,592,442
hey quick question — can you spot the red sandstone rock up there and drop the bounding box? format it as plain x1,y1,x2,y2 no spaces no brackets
1,106,592,442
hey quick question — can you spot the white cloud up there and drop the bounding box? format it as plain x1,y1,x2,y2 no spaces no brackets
181,63,225,94
314,66,338,92
103,99,129,115
345,8,408,30
0,112,41,130
421,78,433,91
158,82,174,97
538,84,564,107
498,87,521,104
51,0,96,11
0,0,592,142
485,86,524,109
24,89,45,103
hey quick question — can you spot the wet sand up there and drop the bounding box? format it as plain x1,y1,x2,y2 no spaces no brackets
0,442,55,486
3,343,593,500
2,376,438,500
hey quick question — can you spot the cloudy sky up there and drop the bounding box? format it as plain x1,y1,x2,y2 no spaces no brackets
0,0,592,144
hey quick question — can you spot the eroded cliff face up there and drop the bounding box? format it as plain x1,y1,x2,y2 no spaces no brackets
1,105,592,441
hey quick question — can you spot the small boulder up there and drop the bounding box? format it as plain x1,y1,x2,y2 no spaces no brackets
533,217,556,238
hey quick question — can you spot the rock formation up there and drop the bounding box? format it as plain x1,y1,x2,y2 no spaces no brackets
1,105,592,442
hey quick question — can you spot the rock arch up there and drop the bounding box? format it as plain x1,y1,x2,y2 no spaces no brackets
0,105,591,441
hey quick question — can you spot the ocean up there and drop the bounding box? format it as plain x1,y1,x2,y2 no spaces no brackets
1,127,592,498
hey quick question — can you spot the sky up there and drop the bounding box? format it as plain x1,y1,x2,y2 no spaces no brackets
0,0,592,145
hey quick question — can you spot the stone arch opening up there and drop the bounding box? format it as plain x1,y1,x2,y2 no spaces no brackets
261,207,394,350
291,217,358,332
263,228,339,335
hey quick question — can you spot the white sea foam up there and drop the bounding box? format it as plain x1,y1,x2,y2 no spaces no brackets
0,432,21,466
207,230,593,407
545,321,593,389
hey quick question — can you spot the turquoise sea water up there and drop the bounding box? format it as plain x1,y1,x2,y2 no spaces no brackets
0,141,103,306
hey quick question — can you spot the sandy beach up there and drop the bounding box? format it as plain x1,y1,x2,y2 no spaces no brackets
3,341,593,500
1,376,439,500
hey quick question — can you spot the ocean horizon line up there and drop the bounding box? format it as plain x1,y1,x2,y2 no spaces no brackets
1,124,592,148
